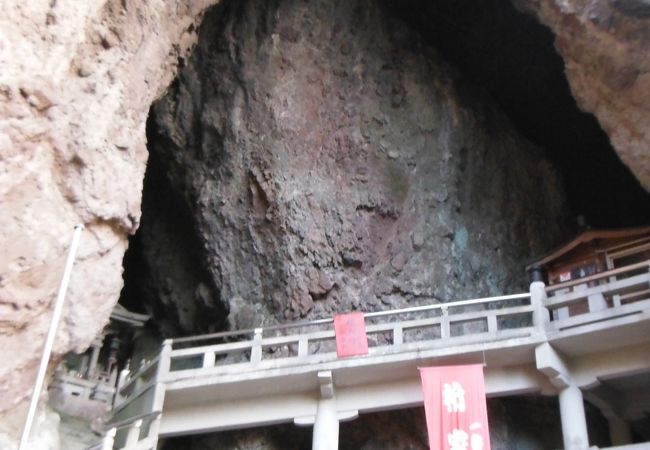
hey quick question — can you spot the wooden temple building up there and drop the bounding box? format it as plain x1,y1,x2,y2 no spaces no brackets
48,304,150,427
527,226,650,319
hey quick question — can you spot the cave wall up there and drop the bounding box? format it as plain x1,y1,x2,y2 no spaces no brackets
137,0,569,337
384,0,650,228
516,0,650,192
1,0,649,448
0,0,220,445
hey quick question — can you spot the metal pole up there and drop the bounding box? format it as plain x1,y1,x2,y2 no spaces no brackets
18,224,83,450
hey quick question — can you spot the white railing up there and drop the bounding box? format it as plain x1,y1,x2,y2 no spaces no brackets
96,411,161,450
545,260,650,331
159,292,536,380
112,262,650,418
113,356,160,411
51,369,115,403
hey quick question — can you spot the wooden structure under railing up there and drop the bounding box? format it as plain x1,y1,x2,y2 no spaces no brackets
101,260,650,450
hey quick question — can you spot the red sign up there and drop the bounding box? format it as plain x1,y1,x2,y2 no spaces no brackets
420,365,491,450
334,312,368,357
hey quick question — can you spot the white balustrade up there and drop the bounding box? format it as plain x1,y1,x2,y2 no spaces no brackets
112,266,650,432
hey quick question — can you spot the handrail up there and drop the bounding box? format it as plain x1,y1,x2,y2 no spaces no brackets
170,292,530,345
105,410,161,431
364,293,530,318
546,259,650,293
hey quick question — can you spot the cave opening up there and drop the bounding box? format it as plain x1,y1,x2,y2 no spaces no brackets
120,0,650,334
385,0,650,229
114,0,649,447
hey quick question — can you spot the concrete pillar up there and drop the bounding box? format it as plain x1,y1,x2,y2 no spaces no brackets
587,293,607,313
313,397,339,450
87,344,101,378
530,281,550,330
311,370,338,450
558,384,589,450
101,428,116,450
608,416,632,446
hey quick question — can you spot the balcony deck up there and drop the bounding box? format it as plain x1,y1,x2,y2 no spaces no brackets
101,261,650,450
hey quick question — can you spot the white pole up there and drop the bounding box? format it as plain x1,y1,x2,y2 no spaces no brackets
18,225,84,450
558,384,590,450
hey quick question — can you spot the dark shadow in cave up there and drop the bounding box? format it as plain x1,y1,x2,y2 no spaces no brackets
119,130,229,337
383,0,650,228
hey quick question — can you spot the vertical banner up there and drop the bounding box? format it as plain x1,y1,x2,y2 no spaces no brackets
334,312,368,357
420,365,490,450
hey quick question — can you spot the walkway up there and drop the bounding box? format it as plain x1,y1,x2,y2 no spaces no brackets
100,261,650,450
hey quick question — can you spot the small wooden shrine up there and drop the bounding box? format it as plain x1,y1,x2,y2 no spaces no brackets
527,226,650,284
527,225,650,317
48,304,150,423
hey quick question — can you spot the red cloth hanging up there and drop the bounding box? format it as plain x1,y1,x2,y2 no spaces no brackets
333,312,368,357
420,365,491,450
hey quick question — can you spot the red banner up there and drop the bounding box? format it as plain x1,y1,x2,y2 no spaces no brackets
420,365,490,450
334,312,368,357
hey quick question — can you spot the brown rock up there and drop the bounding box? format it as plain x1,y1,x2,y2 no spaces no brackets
521,0,650,191
0,0,219,442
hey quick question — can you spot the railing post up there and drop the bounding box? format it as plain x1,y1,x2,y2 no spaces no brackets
101,427,116,450
298,337,309,358
158,340,172,379
393,325,403,345
487,313,498,333
125,419,142,447
530,281,550,331
203,350,216,369
251,328,263,364
113,367,129,407
440,306,450,339
116,368,129,391
147,414,162,450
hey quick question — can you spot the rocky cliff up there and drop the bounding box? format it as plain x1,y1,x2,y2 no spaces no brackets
132,0,568,337
1,0,649,448
0,0,220,445
517,0,650,191
135,0,570,447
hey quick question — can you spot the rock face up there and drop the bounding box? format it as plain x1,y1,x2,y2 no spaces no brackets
135,1,575,447
2,0,646,448
0,0,218,445
135,0,570,338
517,0,650,191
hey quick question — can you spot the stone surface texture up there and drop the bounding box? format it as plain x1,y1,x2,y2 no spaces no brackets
517,0,650,191
0,0,218,446
2,0,648,448
136,0,569,338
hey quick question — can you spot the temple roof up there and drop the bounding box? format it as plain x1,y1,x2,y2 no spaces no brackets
526,225,650,271
110,303,150,327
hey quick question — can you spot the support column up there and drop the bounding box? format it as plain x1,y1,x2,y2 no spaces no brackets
536,343,590,450
313,396,339,450
87,341,102,378
313,371,338,450
607,416,632,446
558,384,589,450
